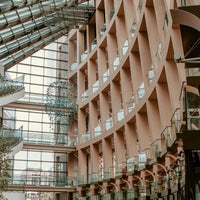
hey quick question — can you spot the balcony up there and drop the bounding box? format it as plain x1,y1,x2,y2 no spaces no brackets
136,149,151,170
115,191,125,200
91,38,97,50
147,66,155,84
100,23,106,37
161,126,176,148
109,7,115,20
103,167,114,181
92,80,99,93
126,157,136,174
127,189,138,199
137,82,145,99
10,174,75,188
23,132,78,147
82,132,91,143
122,40,129,55
150,139,162,163
115,162,127,178
116,109,124,122
77,175,87,187
80,50,88,62
130,21,137,38
102,68,110,83
103,193,112,200
81,89,89,102
126,96,135,113
94,124,102,137
70,62,78,71
105,117,113,130
88,172,99,184
113,56,120,71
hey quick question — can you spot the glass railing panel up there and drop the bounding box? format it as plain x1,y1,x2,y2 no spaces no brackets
81,50,88,62
78,175,86,186
109,7,115,20
115,192,124,200
94,124,102,137
122,40,129,55
138,186,147,197
113,56,120,71
90,195,99,200
126,96,135,113
147,66,155,84
88,172,98,184
130,20,137,38
103,167,114,181
103,68,110,83
137,82,145,99
92,80,99,93
117,109,124,122
82,132,91,143
115,162,127,177
126,157,135,173
70,62,78,71
91,38,97,50
103,193,112,200
100,23,106,37
81,89,89,102
171,108,181,132
150,139,161,159
162,126,176,147
105,117,113,130
127,189,138,199
10,173,73,187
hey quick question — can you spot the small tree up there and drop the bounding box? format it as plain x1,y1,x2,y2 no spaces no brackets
0,135,12,200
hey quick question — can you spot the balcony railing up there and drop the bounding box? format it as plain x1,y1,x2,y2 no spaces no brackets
88,172,99,184
113,56,120,71
115,191,124,200
100,23,106,37
161,126,176,148
103,193,112,200
126,96,135,113
77,175,87,186
130,21,137,38
102,68,110,83
187,67,200,77
91,38,97,50
136,149,151,170
126,157,136,173
122,40,129,55
147,66,155,84
127,189,138,200
92,80,99,93
137,82,145,99
81,50,88,62
171,108,181,133
94,124,102,137
82,132,91,143
103,167,114,181
105,117,113,130
116,109,124,122
109,6,115,20
10,174,76,187
23,131,78,146
150,139,162,159
70,62,78,71
81,89,89,102
115,162,127,178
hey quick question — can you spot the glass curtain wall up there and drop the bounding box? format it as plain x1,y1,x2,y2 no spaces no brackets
3,35,72,199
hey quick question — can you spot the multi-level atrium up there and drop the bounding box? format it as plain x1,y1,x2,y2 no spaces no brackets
0,0,200,200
